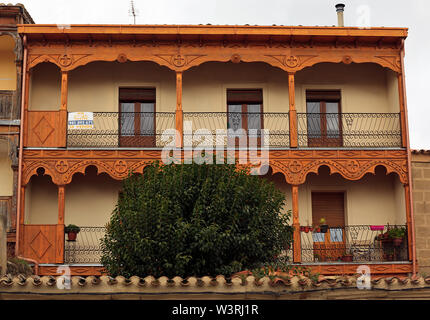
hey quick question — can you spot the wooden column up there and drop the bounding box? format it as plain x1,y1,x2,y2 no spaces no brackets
288,72,298,148
0,199,6,275
175,72,183,148
397,73,407,148
22,70,30,147
56,185,65,263
18,186,25,255
404,184,413,260
59,71,68,147
292,185,301,263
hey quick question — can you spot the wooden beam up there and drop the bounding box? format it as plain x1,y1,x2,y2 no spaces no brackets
22,70,30,147
404,184,413,261
288,73,298,148
397,72,407,148
292,184,301,263
60,71,68,111
176,72,183,148
17,186,25,256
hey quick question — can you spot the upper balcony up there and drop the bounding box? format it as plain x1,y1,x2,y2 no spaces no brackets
20,24,408,151
25,61,404,150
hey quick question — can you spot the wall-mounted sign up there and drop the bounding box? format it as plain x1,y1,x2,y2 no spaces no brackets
68,112,94,130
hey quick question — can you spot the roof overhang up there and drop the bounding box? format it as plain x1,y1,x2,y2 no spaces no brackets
18,24,408,44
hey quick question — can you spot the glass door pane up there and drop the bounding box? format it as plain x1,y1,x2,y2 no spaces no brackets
326,102,340,138
120,103,135,136
140,103,155,136
306,102,321,139
228,104,243,131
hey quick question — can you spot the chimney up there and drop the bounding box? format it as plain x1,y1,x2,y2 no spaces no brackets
335,3,345,27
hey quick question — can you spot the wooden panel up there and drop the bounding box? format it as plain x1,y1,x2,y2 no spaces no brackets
227,89,262,103
21,225,58,263
39,265,107,276
26,111,66,147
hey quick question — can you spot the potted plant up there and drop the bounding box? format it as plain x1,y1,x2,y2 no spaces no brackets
341,249,353,262
65,224,81,241
319,218,328,233
388,227,406,247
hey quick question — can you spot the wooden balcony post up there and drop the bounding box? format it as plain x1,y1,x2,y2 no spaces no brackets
404,184,413,260
397,73,407,148
292,184,301,263
175,72,183,148
23,70,30,147
288,72,298,148
17,185,25,256
59,71,68,147
56,185,65,263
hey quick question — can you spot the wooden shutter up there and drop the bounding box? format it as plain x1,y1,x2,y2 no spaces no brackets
227,89,263,104
119,88,156,102
311,192,345,227
306,90,341,101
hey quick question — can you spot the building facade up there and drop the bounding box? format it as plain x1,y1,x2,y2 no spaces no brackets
15,23,415,276
0,4,33,264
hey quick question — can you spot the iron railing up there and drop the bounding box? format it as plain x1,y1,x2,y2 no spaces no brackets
66,111,402,149
67,112,176,148
65,226,106,264
299,224,409,263
183,112,290,147
297,112,401,148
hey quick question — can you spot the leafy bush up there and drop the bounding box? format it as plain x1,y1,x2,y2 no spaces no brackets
101,160,293,278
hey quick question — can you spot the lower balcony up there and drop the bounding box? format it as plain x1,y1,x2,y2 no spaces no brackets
62,224,409,266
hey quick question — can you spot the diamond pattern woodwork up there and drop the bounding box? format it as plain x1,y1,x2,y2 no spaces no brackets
29,231,52,259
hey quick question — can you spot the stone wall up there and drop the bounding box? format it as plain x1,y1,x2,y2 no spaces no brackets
412,151,430,275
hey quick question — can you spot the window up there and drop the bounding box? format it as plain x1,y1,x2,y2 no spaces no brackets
227,89,263,147
119,88,156,147
306,90,342,147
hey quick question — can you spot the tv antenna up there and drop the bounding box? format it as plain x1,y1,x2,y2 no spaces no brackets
129,0,139,24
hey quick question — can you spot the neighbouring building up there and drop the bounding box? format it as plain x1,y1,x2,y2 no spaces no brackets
14,5,416,277
412,150,430,275
0,4,33,265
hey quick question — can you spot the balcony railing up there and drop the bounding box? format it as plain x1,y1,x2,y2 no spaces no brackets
183,112,290,147
64,224,409,265
67,112,176,148
65,111,401,148
297,112,401,148
65,226,106,264
298,224,409,263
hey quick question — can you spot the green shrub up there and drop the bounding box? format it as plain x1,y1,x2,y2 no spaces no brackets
101,160,293,278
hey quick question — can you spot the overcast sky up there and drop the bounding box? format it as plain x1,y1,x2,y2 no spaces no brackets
17,0,430,149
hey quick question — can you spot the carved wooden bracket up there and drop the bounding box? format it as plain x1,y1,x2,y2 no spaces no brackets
22,149,408,186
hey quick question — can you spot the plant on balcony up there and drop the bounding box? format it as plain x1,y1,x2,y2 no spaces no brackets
341,249,354,262
64,224,81,241
319,218,328,233
100,160,294,278
388,226,406,247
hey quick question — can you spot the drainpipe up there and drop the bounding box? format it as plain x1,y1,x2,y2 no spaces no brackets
15,34,27,257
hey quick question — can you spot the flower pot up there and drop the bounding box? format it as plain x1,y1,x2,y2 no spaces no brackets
320,225,328,233
393,238,403,247
305,226,311,233
315,227,321,233
300,226,305,232
67,232,77,241
342,254,353,262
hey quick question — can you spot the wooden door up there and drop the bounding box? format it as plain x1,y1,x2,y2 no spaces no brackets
311,192,346,262
119,88,156,147
227,89,263,147
306,91,342,147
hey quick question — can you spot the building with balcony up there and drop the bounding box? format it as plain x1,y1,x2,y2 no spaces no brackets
0,4,33,262
15,21,415,276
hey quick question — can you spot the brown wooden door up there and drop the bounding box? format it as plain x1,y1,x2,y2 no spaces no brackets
119,88,156,147
227,89,263,147
311,192,346,262
306,91,342,147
